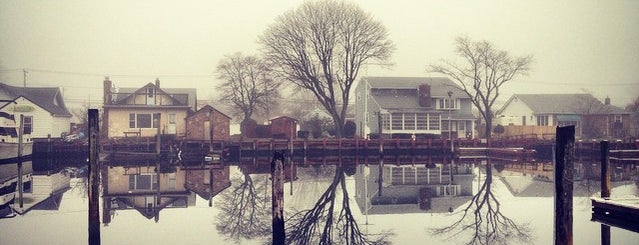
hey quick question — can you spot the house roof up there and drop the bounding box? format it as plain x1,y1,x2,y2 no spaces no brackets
500,94,627,115
0,83,72,117
270,116,298,122
187,104,232,119
114,83,197,111
363,76,466,97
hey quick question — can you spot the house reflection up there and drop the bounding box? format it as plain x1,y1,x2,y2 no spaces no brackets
102,160,232,224
354,157,474,214
12,160,71,215
495,158,639,197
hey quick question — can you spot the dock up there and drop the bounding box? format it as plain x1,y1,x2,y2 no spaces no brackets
591,197,639,233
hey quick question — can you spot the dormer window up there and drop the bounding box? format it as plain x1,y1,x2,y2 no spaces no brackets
148,87,154,98
439,98,456,109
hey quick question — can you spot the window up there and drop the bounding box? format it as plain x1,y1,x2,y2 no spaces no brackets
537,115,549,126
22,116,33,134
381,113,390,130
428,114,440,130
129,174,158,190
137,114,152,128
614,115,622,123
439,98,456,109
404,113,415,130
391,113,403,130
129,113,160,128
416,113,428,130
129,114,135,128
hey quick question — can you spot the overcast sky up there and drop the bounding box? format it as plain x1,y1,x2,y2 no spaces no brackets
1,0,638,109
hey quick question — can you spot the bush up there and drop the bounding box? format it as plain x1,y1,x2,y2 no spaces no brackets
344,120,356,138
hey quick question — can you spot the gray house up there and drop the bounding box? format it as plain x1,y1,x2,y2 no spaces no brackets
354,77,475,139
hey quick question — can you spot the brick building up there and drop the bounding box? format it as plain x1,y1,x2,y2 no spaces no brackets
185,105,231,141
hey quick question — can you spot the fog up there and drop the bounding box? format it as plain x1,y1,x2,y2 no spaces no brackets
1,0,638,110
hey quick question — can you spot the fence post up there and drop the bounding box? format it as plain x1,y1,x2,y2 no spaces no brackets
554,126,574,245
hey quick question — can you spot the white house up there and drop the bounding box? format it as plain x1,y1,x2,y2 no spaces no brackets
0,83,72,140
354,77,476,139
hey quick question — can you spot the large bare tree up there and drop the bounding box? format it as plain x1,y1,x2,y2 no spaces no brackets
216,53,281,135
259,0,394,138
430,37,532,138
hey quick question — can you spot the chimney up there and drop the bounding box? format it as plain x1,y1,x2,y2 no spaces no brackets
155,77,160,88
103,76,112,104
418,84,432,107
605,96,610,105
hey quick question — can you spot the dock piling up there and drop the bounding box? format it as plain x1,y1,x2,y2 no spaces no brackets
88,109,101,245
554,125,574,245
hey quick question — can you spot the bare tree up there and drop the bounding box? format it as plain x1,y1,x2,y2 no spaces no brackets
433,162,531,245
430,36,532,138
259,0,394,138
285,166,392,245
625,96,639,137
216,172,271,242
216,53,281,135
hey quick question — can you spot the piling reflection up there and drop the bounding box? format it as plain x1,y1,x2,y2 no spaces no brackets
432,159,532,245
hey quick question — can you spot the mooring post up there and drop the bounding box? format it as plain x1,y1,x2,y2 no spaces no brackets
600,140,611,245
17,115,24,208
271,151,286,245
378,157,384,197
88,109,101,245
554,125,574,245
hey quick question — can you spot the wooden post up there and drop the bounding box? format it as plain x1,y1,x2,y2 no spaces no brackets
17,115,24,208
600,140,611,245
271,151,286,245
156,115,161,155
378,158,384,197
88,109,101,245
554,125,574,245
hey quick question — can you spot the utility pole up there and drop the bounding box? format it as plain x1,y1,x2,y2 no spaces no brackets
23,69,27,87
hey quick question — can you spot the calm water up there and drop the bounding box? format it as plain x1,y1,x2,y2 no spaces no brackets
1,155,638,245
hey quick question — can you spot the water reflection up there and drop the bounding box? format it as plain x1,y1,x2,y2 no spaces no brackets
1,154,638,244
432,160,532,245
286,165,393,244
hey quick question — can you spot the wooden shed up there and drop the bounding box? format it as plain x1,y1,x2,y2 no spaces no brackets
270,116,298,139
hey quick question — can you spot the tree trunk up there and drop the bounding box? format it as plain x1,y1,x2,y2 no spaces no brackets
484,116,493,139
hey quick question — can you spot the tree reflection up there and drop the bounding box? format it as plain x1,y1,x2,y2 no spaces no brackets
216,171,270,241
433,162,532,245
286,166,392,245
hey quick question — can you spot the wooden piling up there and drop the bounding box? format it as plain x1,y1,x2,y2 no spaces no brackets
271,151,286,245
88,109,101,245
554,125,574,245
17,115,24,208
600,140,611,245
378,158,384,197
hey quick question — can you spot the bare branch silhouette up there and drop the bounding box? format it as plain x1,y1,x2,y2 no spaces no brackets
216,172,270,242
285,166,393,245
433,162,532,245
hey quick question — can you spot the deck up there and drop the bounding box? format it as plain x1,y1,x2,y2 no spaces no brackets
591,197,639,233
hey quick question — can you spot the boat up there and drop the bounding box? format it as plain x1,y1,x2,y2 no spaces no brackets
0,111,33,160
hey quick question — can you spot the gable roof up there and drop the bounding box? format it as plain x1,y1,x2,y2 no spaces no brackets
0,83,72,117
363,77,466,97
500,94,627,115
187,104,231,119
114,83,197,111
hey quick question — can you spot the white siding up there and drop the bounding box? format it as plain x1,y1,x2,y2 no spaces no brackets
51,116,71,137
497,97,534,125
0,97,70,139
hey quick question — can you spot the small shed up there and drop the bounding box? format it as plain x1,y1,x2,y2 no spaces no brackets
185,105,231,141
270,116,298,139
